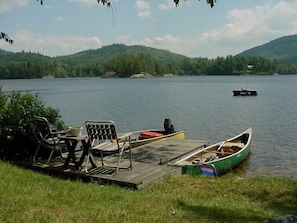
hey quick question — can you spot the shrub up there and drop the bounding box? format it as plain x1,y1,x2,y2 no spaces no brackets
0,87,65,159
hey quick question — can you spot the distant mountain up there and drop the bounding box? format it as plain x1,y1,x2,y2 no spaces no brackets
56,43,187,64
0,50,51,63
0,44,195,79
237,34,297,63
2,35,297,65
2,38,297,78
0,43,187,66
0,49,10,57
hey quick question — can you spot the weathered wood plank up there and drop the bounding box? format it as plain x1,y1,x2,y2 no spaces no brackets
13,139,209,189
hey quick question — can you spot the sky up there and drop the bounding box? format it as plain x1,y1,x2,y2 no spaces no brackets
1,0,297,58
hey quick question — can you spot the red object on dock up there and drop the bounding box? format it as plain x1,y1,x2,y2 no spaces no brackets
140,131,163,138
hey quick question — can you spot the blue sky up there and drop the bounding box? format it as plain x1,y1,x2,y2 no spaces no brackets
1,0,297,58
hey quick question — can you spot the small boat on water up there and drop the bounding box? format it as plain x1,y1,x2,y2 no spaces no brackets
169,128,252,177
233,89,257,96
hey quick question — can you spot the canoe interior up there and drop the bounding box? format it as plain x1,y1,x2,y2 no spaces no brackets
186,139,246,164
174,128,252,177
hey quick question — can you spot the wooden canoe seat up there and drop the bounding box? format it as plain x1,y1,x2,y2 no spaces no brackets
220,142,244,156
220,147,234,156
199,152,218,163
223,142,244,148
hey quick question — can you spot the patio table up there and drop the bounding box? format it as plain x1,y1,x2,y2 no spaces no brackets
59,134,96,170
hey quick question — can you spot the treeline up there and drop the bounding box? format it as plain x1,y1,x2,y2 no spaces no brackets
0,51,296,79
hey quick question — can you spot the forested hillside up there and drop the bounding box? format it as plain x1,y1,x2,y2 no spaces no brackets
237,34,297,63
237,34,297,74
1,41,297,79
57,44,186,64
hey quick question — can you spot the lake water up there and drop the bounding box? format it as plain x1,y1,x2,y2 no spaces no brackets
1,75,297,180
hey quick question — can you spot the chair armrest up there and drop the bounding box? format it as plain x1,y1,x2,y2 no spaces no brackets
52,129,70,135
117,132,133,141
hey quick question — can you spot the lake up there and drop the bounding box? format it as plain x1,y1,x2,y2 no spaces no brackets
1,75,297,180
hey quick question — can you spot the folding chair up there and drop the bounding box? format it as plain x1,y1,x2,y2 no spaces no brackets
85,120,132,174
32,116,69,163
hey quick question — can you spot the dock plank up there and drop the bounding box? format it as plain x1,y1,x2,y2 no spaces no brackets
14,139,209,189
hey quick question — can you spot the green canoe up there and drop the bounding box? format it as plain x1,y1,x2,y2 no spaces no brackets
170,128,252,177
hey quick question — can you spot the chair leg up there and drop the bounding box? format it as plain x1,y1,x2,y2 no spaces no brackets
47,149,55,163
115,145,132,172
99,145,132,174
100,150,106,167
128,146,132,170
115,149,124,172
123,137,132,170
85,152,90,173
59,142,67,159
99,149,123,172
33,144,41,162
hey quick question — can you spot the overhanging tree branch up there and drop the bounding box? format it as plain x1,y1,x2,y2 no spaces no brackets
174,0,216,8
3,0,216,44
36,0,216,8
37,0,111,7
0,32,14,44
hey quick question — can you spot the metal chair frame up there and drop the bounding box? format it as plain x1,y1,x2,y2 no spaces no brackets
85,120,132,174
32,116,69,163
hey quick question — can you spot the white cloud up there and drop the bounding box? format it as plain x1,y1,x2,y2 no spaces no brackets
0,30,102,56
138,35,180,45
66,0,118,6
54,16,64,23
187,1,297,58
0,0,28,13
116,34,130,43
128,1,297,58
134,0,151,19
136,35,183,54
2,1,297,59
67,0,97,6
158,0,176,11
154,35,180,44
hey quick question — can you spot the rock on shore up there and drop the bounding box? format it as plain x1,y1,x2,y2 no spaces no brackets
263,215,297,223
130,72,153,78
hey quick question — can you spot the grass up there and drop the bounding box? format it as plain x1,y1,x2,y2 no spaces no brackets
0,160,296,223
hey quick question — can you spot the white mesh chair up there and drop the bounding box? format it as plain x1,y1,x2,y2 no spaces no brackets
85,120,132,174
32,116,68,163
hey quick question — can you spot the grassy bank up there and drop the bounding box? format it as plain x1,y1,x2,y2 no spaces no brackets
0,161,296,223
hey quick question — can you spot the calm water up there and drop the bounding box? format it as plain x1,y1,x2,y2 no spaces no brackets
1,75,297,180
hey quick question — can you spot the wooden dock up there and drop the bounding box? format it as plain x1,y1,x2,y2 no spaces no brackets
16,139,209,190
